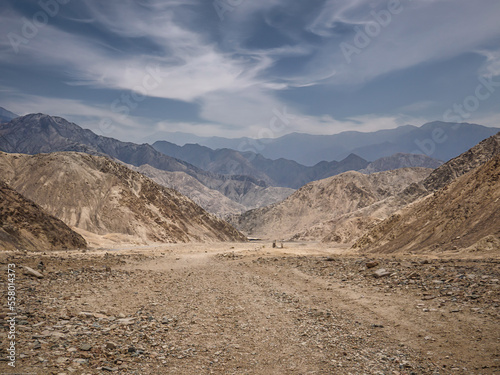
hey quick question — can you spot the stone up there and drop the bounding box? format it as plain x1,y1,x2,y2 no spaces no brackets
106,342,118,350
102,367,118,372
23,266,44,278
79,343,92,351
93,312,109,319
366,261,379,269
79,312,94,318
373,269,391,278
117,318,135,325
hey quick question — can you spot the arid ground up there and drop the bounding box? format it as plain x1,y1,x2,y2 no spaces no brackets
1,242,499,374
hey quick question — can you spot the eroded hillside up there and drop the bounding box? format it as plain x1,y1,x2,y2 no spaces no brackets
0,180,87,251
0,152,246,245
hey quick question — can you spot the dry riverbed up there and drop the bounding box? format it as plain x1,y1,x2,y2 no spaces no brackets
0,242,498,374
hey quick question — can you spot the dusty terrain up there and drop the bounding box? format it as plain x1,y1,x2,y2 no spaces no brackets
1,243,498,374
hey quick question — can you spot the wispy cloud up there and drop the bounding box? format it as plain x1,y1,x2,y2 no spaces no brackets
0,0,499,139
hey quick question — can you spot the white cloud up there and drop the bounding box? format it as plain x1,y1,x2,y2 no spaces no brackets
1,0,499,141
304,0,500,85
477,49,500,78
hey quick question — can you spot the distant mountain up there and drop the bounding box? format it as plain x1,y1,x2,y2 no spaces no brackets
153,122,500,165
232,167,433,241
0,107,18,123
0,114,285,209
353,154,500,254
128,164,294,216
0,179,87,251
359,153,443,174
0,151,246,245
129,164,247,216
153,140,369,188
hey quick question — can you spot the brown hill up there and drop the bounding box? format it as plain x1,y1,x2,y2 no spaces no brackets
233,168,432,241
0,180,87,251
353,154,500,254
0,152,246,245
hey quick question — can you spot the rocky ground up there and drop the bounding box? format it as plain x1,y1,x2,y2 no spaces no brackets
0,243,498,374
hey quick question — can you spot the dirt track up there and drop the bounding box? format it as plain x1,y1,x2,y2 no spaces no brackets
0,242,499,374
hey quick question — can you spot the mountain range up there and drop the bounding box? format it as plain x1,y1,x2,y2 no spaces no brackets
0,106,498,253
153,140,371,189
0,113,446,214
0,114,293,214
153,122,500,165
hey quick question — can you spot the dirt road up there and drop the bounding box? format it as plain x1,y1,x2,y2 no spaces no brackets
0,243,498,374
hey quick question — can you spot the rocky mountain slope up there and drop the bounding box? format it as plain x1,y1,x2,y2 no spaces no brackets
0,179,87,251
153,141,369,188
354,153,500,254
360,153,442,174
233,168,432,241
0,114,286,211
421,132,500,192
0,152,246,244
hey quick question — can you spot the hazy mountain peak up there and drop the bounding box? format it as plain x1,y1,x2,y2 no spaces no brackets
0,106,18,123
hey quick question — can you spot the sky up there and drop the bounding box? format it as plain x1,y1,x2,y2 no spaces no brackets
0,0,499,142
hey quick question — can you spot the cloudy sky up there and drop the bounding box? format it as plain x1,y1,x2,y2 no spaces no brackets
0,0,499,142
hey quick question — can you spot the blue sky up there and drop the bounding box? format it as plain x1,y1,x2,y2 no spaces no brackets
0,0,499,142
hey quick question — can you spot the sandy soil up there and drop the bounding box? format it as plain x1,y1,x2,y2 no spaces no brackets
0,242,498,374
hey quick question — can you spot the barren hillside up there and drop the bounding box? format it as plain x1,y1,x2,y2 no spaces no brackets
422,132,500,191
0,180,87,251
0,152,246,245
233,168,432,240
354,154,500,254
